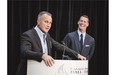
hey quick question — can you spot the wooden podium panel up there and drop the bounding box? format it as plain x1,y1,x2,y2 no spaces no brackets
27,60,88,75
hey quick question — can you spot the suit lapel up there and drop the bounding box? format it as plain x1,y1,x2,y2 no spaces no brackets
75,31,81,52
31,28,43,51
82,34,88,52
83,34,89,46
46,34,52,55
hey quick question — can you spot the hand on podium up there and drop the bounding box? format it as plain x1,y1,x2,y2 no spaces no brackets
42,54,55,67
77,53,86,60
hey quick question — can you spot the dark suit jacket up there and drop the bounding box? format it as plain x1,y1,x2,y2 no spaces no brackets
63,31,95,60
16,28,78,75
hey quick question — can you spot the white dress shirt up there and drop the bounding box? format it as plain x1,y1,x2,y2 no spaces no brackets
34,26,48,54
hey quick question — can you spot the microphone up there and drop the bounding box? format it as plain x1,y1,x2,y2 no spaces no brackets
61,41,79,60
61,41,66,46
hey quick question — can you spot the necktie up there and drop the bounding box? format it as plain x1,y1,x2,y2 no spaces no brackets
43,34,48,54
80,34,83,51
43,34,46,44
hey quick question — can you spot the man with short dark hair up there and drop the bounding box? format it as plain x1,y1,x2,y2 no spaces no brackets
63,15,95,60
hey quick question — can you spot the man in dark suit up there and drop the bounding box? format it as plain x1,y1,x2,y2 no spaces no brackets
63,15,95,60
16,11,86,75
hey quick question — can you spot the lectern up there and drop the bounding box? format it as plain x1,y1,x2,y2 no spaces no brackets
27,60,88,75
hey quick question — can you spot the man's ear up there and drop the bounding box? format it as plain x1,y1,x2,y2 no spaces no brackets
77,21,79,25
37,20,40,24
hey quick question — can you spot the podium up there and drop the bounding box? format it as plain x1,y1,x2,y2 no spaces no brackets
27,60,88,75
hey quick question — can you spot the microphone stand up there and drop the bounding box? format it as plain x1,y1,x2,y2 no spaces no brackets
61,41,79,60
61,41,70,60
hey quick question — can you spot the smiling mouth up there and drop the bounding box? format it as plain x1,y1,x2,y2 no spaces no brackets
80,24,84,26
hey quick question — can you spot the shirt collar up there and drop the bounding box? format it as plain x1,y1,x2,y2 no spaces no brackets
34,26,47,38
77,29,86,37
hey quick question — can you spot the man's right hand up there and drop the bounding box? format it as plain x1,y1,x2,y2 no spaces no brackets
77,53,86,60
42,54,55,67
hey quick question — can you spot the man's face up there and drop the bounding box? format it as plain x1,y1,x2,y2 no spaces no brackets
37,14,52,33
78,16,89,30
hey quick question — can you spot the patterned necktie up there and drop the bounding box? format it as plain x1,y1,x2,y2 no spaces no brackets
80,34,83,51
43,34,46,44
43,34,48,54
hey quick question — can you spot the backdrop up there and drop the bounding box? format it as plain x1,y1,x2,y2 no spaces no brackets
8,0,108,75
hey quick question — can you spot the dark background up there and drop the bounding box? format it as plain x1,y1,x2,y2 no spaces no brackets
8,0,108,75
